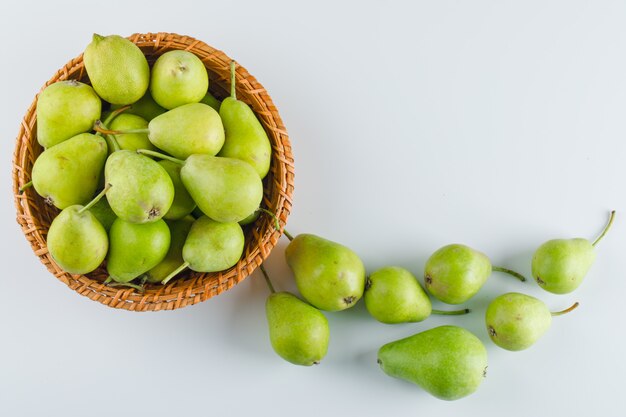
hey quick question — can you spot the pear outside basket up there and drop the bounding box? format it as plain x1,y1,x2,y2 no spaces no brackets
12,32,294,311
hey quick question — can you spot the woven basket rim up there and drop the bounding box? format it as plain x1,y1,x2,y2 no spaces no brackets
12,32,294,312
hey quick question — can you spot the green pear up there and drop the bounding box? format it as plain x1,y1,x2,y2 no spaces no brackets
111,90,166,121
485,292,578,351
88,196,117,232
200,91,221,112
218,61,272,179
150,50,209,109
137,151,264,224
160,216,245,284
83,34,149,105
424,244,526,304
104,150,174,223
285,234,365,311
148,103,225,159
107,218,171,283
532,211,615,294
32,133,107,209
144,216,195,283
364,266,469,324
108,113,156,153
46,188,109,274
378,325,488,401
36,80,101,148
159,160,196,220
266,292,329,366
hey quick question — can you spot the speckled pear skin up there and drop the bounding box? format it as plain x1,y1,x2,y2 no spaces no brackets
377,325,488,401
107,218,170,283
532,238,596,294
47,205,108,275
104,150,174,224
364,266,432,324
83,34,149,105
424,244,492,304
148,103,225,160
266,292,329,366
285,234,365,312
182,216,244,272
32,133,107,209
36,80,102,148
486,292,552,351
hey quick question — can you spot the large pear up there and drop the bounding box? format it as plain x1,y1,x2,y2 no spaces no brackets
377,326,488,401
83,34,149,105
285,234,365,311
32,133,107,209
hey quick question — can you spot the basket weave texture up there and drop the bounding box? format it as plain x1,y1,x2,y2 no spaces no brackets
12,32,294,311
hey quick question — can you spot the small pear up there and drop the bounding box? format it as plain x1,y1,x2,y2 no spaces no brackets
285,234,365,311
32,133,107,209
158,160,196,220
260,265,329,366
160,216,245,284
111,90,166,121
107,218,171,283
46,188,109,274
150,50,209,109
136,150,264,224
83,34,149,105
377,325,488,401
266,292,329,366
36,80,101,148
144,216,195,284
424,244,526,304
104,150,174,223
200,91,221,112
108,113,156,153
218,61,272,178
532,211,615,294
486,292,578,351
364,266,468,324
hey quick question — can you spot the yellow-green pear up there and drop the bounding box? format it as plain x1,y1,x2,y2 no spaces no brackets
150,50,209,109
32,133,107,209
144,216,194,284
36,80,101,148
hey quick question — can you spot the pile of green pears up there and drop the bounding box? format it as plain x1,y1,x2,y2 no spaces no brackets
262,211,615,401
28,33,273,288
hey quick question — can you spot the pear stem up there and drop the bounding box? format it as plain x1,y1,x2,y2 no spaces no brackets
161,261,190,285
283,229,295,241
431,308,471,315
19,181,33,193
78,183,111,214
230,60,236,100
592,210,616,247
259,264,276,293
492,266,527,282
258,208,281,232
551,301,579,316
100,105,131,153
107,281,145,293
136,149,185,165
93,122,149,136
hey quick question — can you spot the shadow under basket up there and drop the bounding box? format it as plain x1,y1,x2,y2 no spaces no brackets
12,32,294,311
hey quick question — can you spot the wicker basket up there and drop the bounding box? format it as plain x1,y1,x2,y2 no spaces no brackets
12,32,294,311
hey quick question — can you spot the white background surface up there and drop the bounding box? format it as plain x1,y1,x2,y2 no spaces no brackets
1,1,624,415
